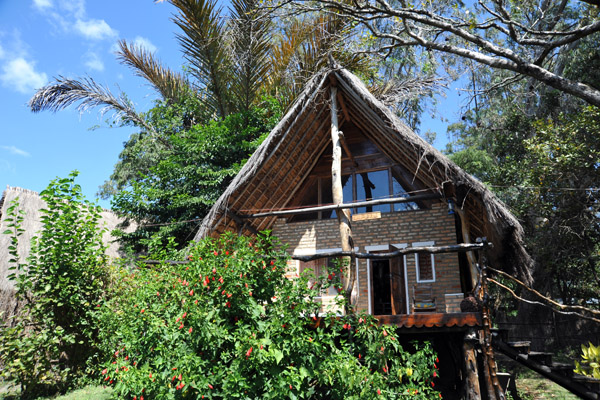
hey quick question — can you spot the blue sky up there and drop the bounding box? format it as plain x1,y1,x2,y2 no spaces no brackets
0,0,465,209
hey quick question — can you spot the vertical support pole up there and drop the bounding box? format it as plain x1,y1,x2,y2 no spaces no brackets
463,328,482,399
330,83,355,305
479,252,505,400
456,208,479,291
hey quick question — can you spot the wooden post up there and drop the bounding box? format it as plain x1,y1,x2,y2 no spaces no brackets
330,84,355,304
463,328,482,399
456,208,480,291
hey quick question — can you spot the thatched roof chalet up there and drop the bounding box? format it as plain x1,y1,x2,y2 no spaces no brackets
195,67,533,284
0,186,130,321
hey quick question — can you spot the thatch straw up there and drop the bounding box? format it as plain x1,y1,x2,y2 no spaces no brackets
0,186,133,323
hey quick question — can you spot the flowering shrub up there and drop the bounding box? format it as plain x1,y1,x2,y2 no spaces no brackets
97,232,439,399
0,172,109,397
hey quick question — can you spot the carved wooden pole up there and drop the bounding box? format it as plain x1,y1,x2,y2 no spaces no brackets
463,328,482,399
330,83,355,304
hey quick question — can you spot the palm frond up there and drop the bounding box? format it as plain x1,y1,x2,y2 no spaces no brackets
227,0,273,113
28,76,165,144
116,39,192,104
171,0,232,117
370,77,445,106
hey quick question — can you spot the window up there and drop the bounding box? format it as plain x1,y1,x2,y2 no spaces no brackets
299,257,340,296
290,167,420,222
356,170,390,214
414,241,435,283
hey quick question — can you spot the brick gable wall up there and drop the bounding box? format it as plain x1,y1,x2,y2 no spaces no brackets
272,202,462,314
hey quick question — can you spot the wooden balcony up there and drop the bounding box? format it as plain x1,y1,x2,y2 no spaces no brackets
375,312,482,333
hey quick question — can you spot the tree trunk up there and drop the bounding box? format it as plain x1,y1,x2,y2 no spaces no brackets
330,84,355,304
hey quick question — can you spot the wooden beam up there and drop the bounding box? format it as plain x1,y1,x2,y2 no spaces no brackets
292,242,490,262
239,193,441,219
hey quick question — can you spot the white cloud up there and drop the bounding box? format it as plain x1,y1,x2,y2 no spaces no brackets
1,146,31,157
133,36,158,54
59,0,85,19
0,44,5,60
0,57,48,94
83,51,104,71
33,0,54,10
75,18,118,40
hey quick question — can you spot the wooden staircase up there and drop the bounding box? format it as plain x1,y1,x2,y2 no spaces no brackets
491,328,600,399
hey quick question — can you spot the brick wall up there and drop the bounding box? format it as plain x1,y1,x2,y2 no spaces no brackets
272,202,463,314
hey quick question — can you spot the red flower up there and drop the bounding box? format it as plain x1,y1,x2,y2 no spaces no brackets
431,381,435,387
189,327,193,333
377,389,381,395
246,347,253,357
189,289,194,296
179,323,184,329
382,330,388,337
213,251,218,256
208,384,214,389
140,309,145,313
101,368,107,375
225,251,229,255
433,371,437,377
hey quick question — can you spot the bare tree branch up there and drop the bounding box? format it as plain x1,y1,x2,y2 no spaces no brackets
281,0,600,106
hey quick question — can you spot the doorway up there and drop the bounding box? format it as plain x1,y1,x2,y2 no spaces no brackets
371,255,406,315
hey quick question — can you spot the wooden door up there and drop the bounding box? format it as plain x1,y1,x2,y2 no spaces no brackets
390,256,406,315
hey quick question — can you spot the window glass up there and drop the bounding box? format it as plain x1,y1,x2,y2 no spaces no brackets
356,170,390,213
391,168,419,211
321,175,352,219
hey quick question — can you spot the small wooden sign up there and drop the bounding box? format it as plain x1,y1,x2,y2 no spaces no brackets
352,211,381,221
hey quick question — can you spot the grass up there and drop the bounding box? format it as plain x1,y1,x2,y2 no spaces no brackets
512,369,580,400
0,382,111,400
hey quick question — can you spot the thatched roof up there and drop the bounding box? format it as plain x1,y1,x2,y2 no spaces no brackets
194,67,533,284
0,186,132,320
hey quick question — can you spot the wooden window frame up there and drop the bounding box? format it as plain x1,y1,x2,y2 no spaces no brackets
413,241,436,283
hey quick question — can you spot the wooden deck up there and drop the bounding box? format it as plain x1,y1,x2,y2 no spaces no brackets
375,312,482,332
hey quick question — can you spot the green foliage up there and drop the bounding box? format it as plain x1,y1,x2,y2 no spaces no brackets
96,232,439,399
109,99,282,252
574,342,600,379
0,172,109,397
448,105,600,307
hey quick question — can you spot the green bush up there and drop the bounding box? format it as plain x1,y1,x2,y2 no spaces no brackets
0,172,109,397
574,342,600,379
96,232,439,399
